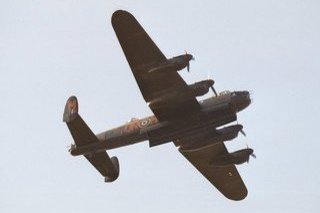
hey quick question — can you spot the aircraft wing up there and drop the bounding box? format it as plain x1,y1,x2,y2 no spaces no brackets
176,142,248,201
112,10,200,121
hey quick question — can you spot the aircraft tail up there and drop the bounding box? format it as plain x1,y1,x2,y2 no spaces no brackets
63,96,120,182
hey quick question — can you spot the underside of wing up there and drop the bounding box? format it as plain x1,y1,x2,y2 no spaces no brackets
176,142,248,201
112,10,200,121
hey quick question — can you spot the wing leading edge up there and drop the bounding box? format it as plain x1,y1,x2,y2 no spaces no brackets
112,10,200,121
176,142,248,201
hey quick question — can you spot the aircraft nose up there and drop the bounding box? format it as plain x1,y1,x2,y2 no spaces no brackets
241,91,251,102
239,91,250,99
188,54,194,61
232,91,251,112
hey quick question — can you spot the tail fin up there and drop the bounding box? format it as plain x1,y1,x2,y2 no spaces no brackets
63,96,120,182
63,96,79,123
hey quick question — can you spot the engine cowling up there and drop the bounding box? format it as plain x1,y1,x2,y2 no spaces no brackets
148,54,194,73
189,80,214,97
210,148,255,166
178,124,243,152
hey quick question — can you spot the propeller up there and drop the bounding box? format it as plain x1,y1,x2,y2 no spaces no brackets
210,86,218,96
207,72,218,96
236,120,246,137
185,51,194,72
240,129,246,137
246,144,256,163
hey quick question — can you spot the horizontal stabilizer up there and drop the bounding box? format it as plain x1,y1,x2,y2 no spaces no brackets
63,96,120,182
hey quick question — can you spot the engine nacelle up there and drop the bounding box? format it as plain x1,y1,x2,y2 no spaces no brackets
177,124,243,151
210,148,255,166
167,54,194,71
189,79,214,97
148,54,194,73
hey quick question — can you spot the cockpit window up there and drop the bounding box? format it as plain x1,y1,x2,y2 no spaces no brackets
219,90,231,96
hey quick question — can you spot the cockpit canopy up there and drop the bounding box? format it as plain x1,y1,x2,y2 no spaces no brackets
219,90,232,96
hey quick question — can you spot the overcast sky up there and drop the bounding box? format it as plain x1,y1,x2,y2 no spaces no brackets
1,1,320,212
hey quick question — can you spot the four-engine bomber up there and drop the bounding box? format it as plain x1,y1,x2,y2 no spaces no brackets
64,10,255,201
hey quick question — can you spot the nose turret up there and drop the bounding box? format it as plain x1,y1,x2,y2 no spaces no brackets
186,54,195,61
231,91,251,112
247,148,254,155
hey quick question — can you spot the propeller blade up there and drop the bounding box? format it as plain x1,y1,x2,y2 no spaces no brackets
240,129,246,137
210,86,218,96
207,74,218,96
187,62,190,72
251,153,256,158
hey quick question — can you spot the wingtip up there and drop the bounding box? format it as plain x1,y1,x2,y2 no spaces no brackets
111,10,137,29
112,9,129,15
63,96,79,123
111,10,132,23
226,188,248,201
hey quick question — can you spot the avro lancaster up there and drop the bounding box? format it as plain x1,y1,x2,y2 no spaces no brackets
63,10,254,201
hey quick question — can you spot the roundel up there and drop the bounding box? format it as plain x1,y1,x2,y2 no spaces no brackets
138,118,151,128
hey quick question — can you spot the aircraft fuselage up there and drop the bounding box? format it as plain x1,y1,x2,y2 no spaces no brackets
69,91,250,156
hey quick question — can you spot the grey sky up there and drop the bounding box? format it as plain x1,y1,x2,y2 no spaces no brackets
1,0,320,212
